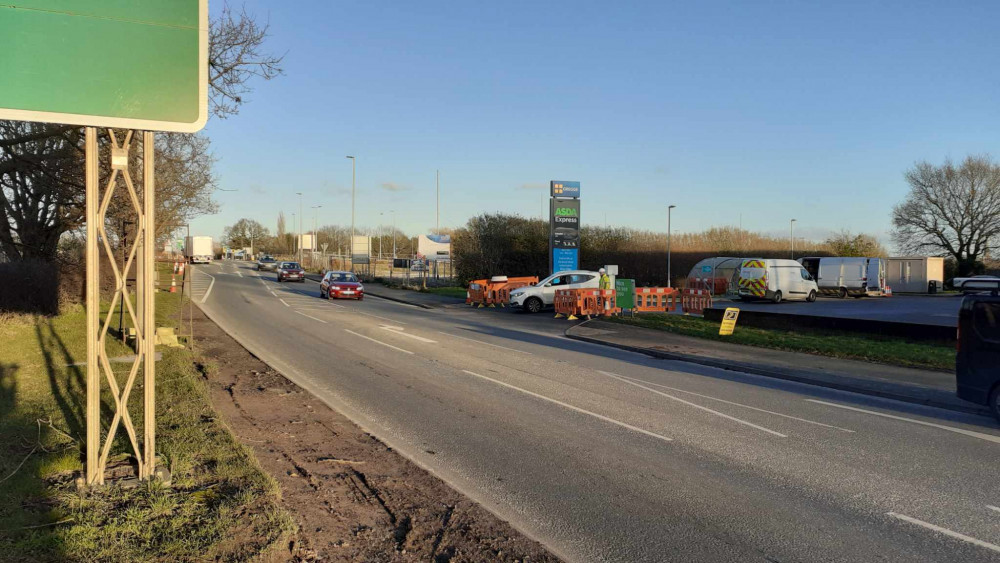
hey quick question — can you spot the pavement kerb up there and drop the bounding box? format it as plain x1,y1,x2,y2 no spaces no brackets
303,273,436,309
564,319,992,418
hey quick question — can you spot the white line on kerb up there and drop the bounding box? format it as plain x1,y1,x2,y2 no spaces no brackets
380,326,436,343
806,400,1000,445
344,329,414,354
988,505,1000,514
295,310,328,324
599,371,787,437
279,299,290,307
439,331,532,354
199,272,215,304
610,372,854,433
461,370,673,443
887,512,1000,554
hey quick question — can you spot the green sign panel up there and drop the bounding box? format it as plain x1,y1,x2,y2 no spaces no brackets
0,1,207,132
615,278,635,309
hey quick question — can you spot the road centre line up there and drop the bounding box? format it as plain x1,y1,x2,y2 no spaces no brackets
886,512,1000,554
295,310,328,324
461,370,673,444
269,290,277,297
279,298,290,307
380,325,436,343
609,372,854,433
806,400,1000,445
599,371,787,437
344,329,414,354
438,331,532,354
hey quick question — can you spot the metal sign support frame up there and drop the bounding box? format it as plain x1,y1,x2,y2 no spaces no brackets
85,128,157,485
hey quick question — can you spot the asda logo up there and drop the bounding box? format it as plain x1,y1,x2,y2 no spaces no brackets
555,207,578,217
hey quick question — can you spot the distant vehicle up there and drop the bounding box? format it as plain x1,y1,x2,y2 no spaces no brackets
319,271,364,300
256,256,278,271
276,261,305,282
798,257,886,298
952,275,1000,294
955,282,1000,421
184,236,213,264
737,259,818,303
510,270,600,313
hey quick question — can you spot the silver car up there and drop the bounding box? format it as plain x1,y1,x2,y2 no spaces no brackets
509,270,601,313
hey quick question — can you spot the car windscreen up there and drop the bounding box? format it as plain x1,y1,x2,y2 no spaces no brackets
329,273,357,283
281,262,300,269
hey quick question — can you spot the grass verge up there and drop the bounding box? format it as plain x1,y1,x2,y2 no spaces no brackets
0,289,293,562
609,314,955,371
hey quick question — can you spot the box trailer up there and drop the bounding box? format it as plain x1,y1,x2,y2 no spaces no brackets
184,236,214,264
886,257,945,293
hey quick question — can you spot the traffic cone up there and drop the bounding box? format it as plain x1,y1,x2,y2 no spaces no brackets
170,275,177,293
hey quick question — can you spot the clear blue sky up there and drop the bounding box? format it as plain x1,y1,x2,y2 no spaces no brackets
192,1,1000,247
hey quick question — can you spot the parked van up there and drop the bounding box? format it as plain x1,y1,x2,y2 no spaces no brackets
737,259,818,303
798,257,886,298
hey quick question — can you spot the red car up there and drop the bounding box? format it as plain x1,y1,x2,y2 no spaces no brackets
276,261,306,282
320,271,364,300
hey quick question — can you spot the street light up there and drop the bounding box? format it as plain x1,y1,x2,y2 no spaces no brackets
346,156,356,270
790,219,797,259
295,192,303,264
667,205,676,287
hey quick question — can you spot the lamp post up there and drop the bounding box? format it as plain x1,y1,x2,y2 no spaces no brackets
295,192,303,264
391,210,397,257
667,205,676,287
346,156,356,270
790,219,797,259
436,169,440,233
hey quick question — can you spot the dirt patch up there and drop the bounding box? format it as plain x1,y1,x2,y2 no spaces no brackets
189,305,559,562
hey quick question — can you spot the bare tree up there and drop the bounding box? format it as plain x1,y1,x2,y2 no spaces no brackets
209,2,285,118
892,155,1000,276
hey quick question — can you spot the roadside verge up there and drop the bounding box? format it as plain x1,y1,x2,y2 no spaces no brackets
566,319,990,417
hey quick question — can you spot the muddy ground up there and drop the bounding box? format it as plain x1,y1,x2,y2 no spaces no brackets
189,305,559,562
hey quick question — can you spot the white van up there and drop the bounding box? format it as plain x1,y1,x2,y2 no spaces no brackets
737,259,818,303
798,257,886,298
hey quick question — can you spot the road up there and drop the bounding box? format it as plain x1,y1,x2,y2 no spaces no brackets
192,261,1000,562
710,294,963,326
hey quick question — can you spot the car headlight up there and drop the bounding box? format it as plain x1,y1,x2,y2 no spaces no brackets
357,285,364,291
330,286,340,290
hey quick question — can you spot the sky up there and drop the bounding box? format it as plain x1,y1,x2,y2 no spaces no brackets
192,1,1000,247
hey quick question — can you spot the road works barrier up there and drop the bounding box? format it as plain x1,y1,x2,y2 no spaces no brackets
467,279,488,306
554,289,619,320
681,288,712,315
468,276,539,307
634,287,678,313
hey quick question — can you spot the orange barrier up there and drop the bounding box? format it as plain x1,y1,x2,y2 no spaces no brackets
681,289,712,315
467,279,488,306
486,276,539,307
554,289,619,319
634,287,678,313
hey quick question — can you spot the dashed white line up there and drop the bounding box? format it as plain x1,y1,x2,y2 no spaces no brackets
380,326,436,343
343,329,413,354
295,310,328,324
269,290,277,297
610,373,854,433
887,512,1000,554
461,370,672,443
988,505,1000,514
806,400,1000,444
353,310,406,324
439,331,532,354
279,299,290,307
600,371,787,437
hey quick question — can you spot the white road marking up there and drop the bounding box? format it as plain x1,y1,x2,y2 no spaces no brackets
279,299,290,307
439,331,532,354
610,373,854,433
352,310,406,324
234,270,242,277
380,326,436,343
988,505,1000,514
344,329,413,354
461,370,673,443
887,512,1000,554
807,400,1000,445
600,371,787,437
269,290,277,297
198,272,215,304
295,310,328,324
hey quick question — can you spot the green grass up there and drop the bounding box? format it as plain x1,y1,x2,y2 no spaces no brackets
609,314,956,371
0,288,293,562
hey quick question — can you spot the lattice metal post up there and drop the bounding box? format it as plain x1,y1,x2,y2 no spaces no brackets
85,128,157,485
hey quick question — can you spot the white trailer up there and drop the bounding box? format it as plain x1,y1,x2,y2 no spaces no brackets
184,236,214,264
798,257,886,298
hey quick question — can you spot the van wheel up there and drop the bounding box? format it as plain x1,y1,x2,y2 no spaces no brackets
525,297,543,314
990,386,1000,423
772,291,782,304
838,287,848,299
806,290,817,302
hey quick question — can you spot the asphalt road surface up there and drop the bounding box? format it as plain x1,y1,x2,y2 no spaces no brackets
193,261,1000,562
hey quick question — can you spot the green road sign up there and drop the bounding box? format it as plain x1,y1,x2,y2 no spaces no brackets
0,1,207,132
615,278,635,310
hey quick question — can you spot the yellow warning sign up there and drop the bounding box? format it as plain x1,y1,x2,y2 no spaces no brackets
719,307,740,335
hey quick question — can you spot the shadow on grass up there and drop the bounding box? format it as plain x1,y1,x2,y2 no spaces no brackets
35,322,87,444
